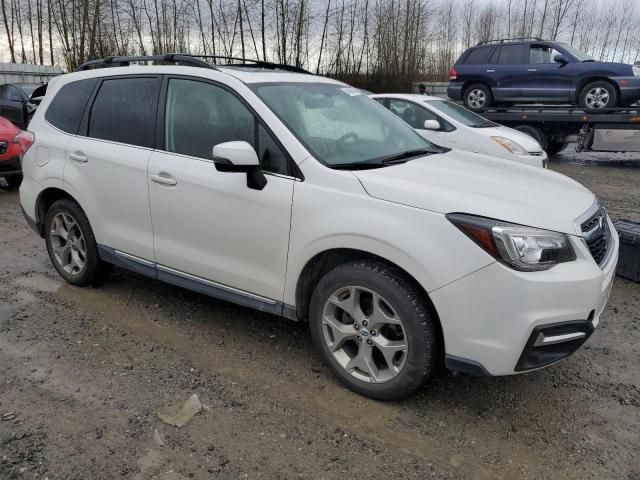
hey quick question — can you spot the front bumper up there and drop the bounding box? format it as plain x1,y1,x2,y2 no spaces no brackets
0,155,22,177
611,76,640,103
432,218,619,376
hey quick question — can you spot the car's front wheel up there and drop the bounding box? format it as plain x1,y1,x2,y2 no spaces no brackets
579,81,618,110
309,260,439,400
44,199,112,286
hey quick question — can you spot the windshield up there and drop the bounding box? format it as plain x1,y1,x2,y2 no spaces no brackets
558,43,595,62
251,82,437,167
425,99,496,128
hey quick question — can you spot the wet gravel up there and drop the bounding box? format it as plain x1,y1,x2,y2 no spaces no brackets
0,151,639,479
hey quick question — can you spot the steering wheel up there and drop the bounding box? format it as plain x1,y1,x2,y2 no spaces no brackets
337,132,359,145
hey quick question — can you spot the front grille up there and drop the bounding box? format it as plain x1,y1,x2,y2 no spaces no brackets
528,150,543,156
581,207,611,267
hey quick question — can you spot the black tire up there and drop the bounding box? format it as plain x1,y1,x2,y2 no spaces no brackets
44,198,112,286
4,175,22,188
578,80,618,110
463,83,493,112
545,141,567,156
513,125,547,150
309,260,440,400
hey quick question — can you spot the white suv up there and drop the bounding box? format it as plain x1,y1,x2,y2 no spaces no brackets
19,55,618,400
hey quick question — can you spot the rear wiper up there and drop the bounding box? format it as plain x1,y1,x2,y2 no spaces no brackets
379,148,435,165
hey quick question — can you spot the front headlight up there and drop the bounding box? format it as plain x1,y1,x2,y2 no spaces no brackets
633,65,640,77
491,136,529,155
447,213,576,271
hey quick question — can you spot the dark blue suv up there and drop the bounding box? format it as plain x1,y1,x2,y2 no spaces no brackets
447,38,640,111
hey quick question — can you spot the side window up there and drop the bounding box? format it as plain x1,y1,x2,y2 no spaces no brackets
463,47,491,64
373,98,386,106
0,85,7,100
88,77,160,148
389,99,437,130
495,45,525,65
164,78,290,175
45,78,97,134
529,45,561,64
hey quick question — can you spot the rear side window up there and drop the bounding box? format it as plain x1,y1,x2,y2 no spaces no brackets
495,45,525,65
45,79,96,134
463,47,492,64
88,77,160,148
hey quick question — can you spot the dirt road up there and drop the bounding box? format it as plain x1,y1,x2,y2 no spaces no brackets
1,156,639,479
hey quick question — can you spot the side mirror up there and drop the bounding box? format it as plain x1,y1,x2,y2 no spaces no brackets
423,119,441,130
554,54,568,64
212,141,267,190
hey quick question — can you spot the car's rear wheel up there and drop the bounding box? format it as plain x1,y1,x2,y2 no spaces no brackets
44,199,112,286
464,84,493,112
579,81,618,110
309,260,439,400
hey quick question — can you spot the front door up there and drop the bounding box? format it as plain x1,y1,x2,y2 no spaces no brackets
387,99,450,147
148,77,295,303
523,44,572,101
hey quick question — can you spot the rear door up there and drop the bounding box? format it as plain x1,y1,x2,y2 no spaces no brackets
524,44,572,101
490,44,528,102
64,75,161,263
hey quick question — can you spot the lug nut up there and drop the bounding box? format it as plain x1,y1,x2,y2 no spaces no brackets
370,329,377,336
362,320,368,327
366,339,373,346
354,323,359,330
356,336,362,342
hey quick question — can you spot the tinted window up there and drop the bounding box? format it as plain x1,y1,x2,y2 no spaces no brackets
529,45,562,64
496,45,525,65
0,85,7,100
463,47,491,64
164,78,290,175
7,86,22,101
45,79,97,134
88,77,160,148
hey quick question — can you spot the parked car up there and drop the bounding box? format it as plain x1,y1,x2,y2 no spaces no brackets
447,37,640,111
0,82,45,128
20,55,618,400
0,116,33,187
371,93,547,167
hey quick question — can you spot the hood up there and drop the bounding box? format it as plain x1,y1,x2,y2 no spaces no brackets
353,149,594,235
480,125,544,153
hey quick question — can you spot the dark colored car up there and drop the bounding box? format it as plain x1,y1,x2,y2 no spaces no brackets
447,38,640,111
0,83,45,128
0,116,34,187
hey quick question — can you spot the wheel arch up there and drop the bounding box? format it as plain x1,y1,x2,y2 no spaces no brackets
575,77,620,103
293,247,445,356
34,187,81,237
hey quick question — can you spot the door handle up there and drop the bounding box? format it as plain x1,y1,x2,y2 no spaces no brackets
528,68,537,72
150,173,177,186
69,152,88,163
486,69,495,73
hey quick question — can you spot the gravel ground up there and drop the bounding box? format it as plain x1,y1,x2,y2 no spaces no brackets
0,152,639,480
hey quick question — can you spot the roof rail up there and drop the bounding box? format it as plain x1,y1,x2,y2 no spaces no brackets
74,53,313,75
476,37,543,46
74,54,219,72
190,55,313,74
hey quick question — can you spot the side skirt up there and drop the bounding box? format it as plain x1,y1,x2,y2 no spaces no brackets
97,245,298,319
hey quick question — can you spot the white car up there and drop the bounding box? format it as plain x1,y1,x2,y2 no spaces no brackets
370,93,548,168
19,55,617,400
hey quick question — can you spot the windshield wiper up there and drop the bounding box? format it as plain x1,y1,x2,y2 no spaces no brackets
474,121,496,128
582,59,596,62
331,160,387,170
379,148,435,165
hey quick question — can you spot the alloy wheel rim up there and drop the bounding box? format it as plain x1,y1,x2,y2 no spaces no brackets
468,89,486,108
49,212,87,275
585,87,610,108
321,286,408,383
